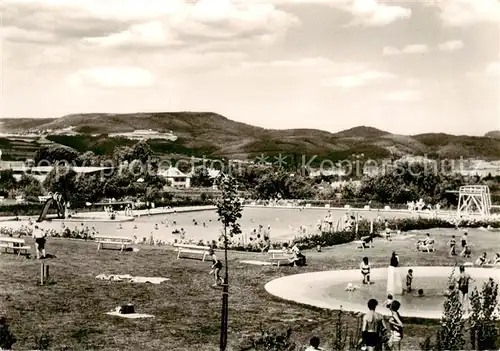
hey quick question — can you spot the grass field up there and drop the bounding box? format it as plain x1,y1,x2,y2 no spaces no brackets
0,227,499,350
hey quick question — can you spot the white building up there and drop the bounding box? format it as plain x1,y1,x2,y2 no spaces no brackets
309,168,346,178
159,167,191,188
0,162,113,183
109,129,178,141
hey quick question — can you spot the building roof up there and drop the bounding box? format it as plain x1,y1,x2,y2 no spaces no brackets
159,167,190,178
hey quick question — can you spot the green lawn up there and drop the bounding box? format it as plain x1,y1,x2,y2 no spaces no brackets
0,228,499,350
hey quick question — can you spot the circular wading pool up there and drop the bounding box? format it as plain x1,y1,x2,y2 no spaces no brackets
265,266,500,319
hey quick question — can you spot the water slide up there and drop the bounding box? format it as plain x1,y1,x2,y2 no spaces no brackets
37,199,54,222
37,194,65,222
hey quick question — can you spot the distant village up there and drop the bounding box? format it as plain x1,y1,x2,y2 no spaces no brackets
0,126,178,141
1,126,500,193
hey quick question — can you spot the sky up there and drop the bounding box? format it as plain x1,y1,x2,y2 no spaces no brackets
1,0,499,136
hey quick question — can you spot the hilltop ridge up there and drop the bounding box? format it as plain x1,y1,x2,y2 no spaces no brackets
1,112,500,160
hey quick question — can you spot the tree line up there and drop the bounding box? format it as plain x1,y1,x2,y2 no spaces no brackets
1,140,498,208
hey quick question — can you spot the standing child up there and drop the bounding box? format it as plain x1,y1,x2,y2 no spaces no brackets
463,245,472,258
406,269,413,293
460,232,468,256
360,257,371,284
388,300,404,351
209,249,223,287
32,226,47,260
449,235,456,256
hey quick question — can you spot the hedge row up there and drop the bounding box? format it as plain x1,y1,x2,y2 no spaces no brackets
217,216,500,252
0,198,215,217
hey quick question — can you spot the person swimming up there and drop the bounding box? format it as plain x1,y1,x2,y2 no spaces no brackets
384,294,394,309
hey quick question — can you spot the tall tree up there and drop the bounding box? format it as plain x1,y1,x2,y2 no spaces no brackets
215,175,242,350
43,166,77,202
0,170,16,196
34,145,80,165
131,140,153,164
191,167,213,187
17,174,43,198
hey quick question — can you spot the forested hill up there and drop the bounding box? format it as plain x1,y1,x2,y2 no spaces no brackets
1,113,500,160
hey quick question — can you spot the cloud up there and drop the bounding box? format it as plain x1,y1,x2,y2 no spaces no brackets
275,0,411,26
67,66,155,88
2,0,299,48
347,0,411,26
241,57,335,69
151,51,249,72
427,0,500,26
485,62,500,76
323,70,396,88
401,44,429,54
84,21,183,49
240,57,368,79
383,90,421,102
230,57,395,90
382,46,400,56
438,40,464,52
382,44,429,55
1,26,58,44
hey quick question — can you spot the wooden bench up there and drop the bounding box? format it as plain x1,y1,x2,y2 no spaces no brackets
174,244,210,261
0,237,31,256
95,236,133,252
268,249,293,267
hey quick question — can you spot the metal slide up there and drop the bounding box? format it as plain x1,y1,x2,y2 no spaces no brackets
37,198,54,222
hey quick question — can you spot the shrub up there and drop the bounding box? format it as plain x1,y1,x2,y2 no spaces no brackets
419,336,434,351
248,327,296,351
0,317,16,350
435,266,465,351
294,231,356,250
330,308,363,351
469,278,499,350
34,329,53,350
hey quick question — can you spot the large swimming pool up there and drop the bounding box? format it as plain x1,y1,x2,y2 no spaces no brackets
3,207,424,243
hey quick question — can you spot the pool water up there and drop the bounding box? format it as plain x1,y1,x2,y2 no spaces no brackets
6,207,421,243
317,276,490,313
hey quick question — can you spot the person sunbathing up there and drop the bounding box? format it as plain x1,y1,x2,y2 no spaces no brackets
494,253,500,265
417,234,434,252
360,235,374,248
475,252,489,266
282,243,306,267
